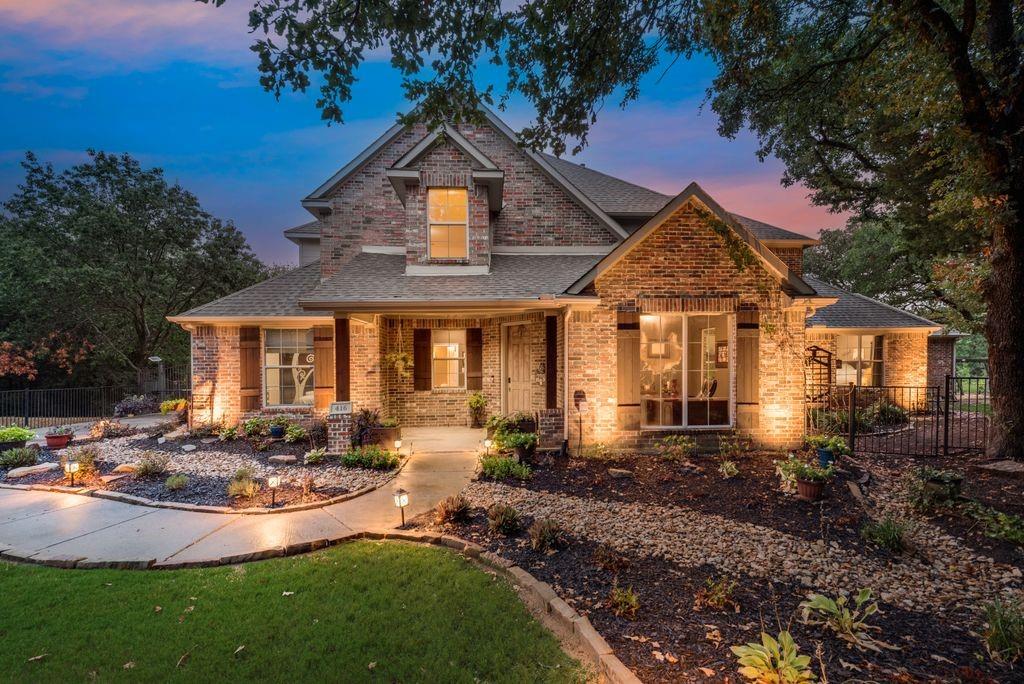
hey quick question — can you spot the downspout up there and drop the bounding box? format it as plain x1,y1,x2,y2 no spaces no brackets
563,305,570,443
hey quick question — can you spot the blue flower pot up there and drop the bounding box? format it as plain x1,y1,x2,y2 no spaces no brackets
817,447,835,468
269,425,285,439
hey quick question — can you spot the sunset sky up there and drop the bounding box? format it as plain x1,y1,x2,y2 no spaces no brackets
0,0,846,264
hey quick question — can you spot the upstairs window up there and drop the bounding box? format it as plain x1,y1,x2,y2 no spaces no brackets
428,187,468,259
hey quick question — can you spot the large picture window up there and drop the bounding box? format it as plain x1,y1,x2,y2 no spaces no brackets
427,187,468,259
264,329,315,406
640,313,731,428
431,329,466,389
836,334,884,386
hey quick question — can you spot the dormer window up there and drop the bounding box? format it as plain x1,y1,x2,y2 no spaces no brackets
428,187,468,259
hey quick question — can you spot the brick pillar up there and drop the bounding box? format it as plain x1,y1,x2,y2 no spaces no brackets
538,408,565,449
327,401,353,455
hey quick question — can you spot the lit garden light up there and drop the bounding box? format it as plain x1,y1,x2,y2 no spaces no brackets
483,438,493,455
394,438,402,452
268,475,281,506
394,487,409,526
65,460,79,486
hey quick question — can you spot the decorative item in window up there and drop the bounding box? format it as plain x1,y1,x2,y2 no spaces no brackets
716,340,729,368
264,329,315,406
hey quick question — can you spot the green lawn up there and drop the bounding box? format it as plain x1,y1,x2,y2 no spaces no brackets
0,541,584,683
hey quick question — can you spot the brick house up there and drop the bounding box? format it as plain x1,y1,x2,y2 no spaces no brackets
169,109,956,453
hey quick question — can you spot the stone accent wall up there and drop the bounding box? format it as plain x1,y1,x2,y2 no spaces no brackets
565,199,808,450
885,332,929,387
772,247,804,276
927,336,956,388
190,325,240,427
326,402,353,455
319,122,619,279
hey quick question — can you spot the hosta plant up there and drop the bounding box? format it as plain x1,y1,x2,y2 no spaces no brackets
656,434,697,461
304,447,328,465
718,459,739,478
0,425,36,442
731,631,815,683
799,589,897,652
284,423,308,443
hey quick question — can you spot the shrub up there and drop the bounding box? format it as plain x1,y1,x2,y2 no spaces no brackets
866,398,909,427
342,445,400,470
45,425,74,437
159,397,188,414
380,417,400,428
284,424,308,443
270,415,291,428
218,425,238,441
165,474,189,491
227,467,259,499
731,631,815,683
64,445,100,477
249,436,270,453
983,599,1024,664
718,459,739,478
719,433,747,460
435,494,471,525
609,585,640,619
352,408,381,446
308,420,327,447
0,425,36,442
487,503,521,535
135,451,171,478
479,455,531,481
304,447,328,465
502,431,538,451
114,394,158,417
657,434,697,461
0,447,37,469
860,517,908,552
528,518,564,552
799,589,891,652
468,391,487,424
804,434,850,455
593,543,629,575
242,417,268,438
792,461,836,483
694,576,740,612
89,419,135,439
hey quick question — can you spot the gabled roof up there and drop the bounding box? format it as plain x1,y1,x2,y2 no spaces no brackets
566,182,817,297
283,220,319,244
170,262,324,320
804,275,940,330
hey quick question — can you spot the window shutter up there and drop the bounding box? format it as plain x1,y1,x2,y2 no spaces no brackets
616,313,640,406
466,328,483,391
413,328,432,391
313,325,334,410
239,326,261,412
335,319,350,401
737,310,759,405
545,316,558,408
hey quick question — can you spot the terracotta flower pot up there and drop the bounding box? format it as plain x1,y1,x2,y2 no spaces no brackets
45,434,72,449
796,478,825,502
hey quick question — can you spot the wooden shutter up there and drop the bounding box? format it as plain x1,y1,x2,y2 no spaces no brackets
335,319,350,401
616,313,640,430
239,326,261,412
413,328,431,391
313,325,334,411
466,327,483,391
545,316,558,408
737,310,760,405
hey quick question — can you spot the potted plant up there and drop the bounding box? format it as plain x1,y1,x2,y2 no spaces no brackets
0,425,35,452
485,415,509,439
45,425,74,449
269,416,290,439
368,417,402,448
922,468,963,500
468,392,487,428
507,411,537,434
805,434,849,467
793,461,836,502
505,431,538,462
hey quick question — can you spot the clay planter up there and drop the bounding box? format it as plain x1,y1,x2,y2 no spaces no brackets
512,417,537,434
45,434,73,449
816,447,835,468
364,426,401,448
796,478,825,502
0,439,27,452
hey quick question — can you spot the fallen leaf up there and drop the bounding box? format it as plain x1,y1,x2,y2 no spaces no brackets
931,654,954,664
282,591,295,597
234,645,245,657
839,659,862,672
651,650,665,662
651,641,661,649
698,667,715,676
28,654,48,662
176,648,193,669
154,606,162,613
665,653,679,664
704,627,722,646
123,662,135,670
367,662,377,670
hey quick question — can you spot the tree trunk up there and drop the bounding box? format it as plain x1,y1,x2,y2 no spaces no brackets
985,188,1024,459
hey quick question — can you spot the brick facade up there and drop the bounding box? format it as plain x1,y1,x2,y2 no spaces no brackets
884,332,929,387
927,336,956,388
773,247,804,276
190,325,241,426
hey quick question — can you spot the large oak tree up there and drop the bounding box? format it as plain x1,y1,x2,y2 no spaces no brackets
207,0,1023,457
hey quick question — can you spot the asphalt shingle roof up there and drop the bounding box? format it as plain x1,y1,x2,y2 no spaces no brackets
176,262,324,318
301,252,602,304
283,220,319,238
805,275,938,329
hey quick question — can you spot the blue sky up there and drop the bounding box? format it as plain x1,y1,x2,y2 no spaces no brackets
0,0,844,265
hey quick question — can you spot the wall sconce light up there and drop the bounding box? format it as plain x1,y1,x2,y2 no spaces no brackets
394,487,409,526
65,460,79,487
268,475,281,506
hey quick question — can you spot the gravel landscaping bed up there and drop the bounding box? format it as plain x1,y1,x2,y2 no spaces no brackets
415,448,1024,681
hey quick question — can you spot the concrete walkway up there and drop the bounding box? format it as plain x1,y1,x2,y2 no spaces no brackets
0,427,482,568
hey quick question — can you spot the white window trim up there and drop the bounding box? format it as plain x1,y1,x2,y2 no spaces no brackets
638,313,735,430
262,327,317,409
430,328,467,390
427,187,470,261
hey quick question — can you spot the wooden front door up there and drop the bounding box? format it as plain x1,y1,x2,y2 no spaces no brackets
505,324,532,413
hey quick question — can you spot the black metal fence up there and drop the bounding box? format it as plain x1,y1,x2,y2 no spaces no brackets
0,386,190,429
806,375,990,457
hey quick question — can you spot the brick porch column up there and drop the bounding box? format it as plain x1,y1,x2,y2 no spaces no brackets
538,408,565,449
327,401,353,455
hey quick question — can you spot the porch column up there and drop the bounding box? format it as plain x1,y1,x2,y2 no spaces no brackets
335,317,350,401
327,401,353,456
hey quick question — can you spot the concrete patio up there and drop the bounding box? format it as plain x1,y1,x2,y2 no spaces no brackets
0,427,482,568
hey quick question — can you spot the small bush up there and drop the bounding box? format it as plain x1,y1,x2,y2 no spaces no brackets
718,459,739,478
0,425,35,442
89,419,135,439
983,599,1024,664
159,397,188,414
227,467,259,499
435,494,471,525
165,474,189,491
528,518,564,552
593,543,629,576
0,447,37,469
657,434,697,461
694,576,740,612
304,447,328,465
487,503,521,535
45,425,74,437
114,394,159,417
609,585,640,619
799,588,890,652
284,424,308,443
866,398,909,427
479,455,532,481
218,425,238,441
135,451,171,478
64,445,100,477
242,417,268,438
502,431,538,452
342,445,400,470
860,517,908,552
731,631,815,683
248,436,270,453
308,420,327,447
719,433,747,460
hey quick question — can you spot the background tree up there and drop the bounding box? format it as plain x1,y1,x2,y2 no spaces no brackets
0,151,272,387
205,0,1024,457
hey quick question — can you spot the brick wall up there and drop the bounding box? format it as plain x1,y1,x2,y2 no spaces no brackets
927,336,956,388
326,403,353,455
772,247,804,276
565,199,808,450
190,326,240,427
886,332,929,387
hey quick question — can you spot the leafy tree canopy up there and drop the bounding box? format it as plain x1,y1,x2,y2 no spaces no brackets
0,151,272,386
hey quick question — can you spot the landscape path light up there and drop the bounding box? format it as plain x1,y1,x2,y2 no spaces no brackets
268,475,281,506
65,460,79,487
394,487,409,526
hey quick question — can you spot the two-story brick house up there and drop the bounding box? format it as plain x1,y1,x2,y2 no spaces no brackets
169,108,955,452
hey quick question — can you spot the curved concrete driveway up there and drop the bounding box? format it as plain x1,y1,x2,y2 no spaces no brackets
0,428,481,569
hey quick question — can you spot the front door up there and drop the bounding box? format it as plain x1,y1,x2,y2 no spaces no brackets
505,324,532,413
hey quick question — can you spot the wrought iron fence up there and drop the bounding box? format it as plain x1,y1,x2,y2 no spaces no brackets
0,386,190,429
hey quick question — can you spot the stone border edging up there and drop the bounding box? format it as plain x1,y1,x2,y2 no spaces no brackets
0,528,639,684
0,454,409,516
